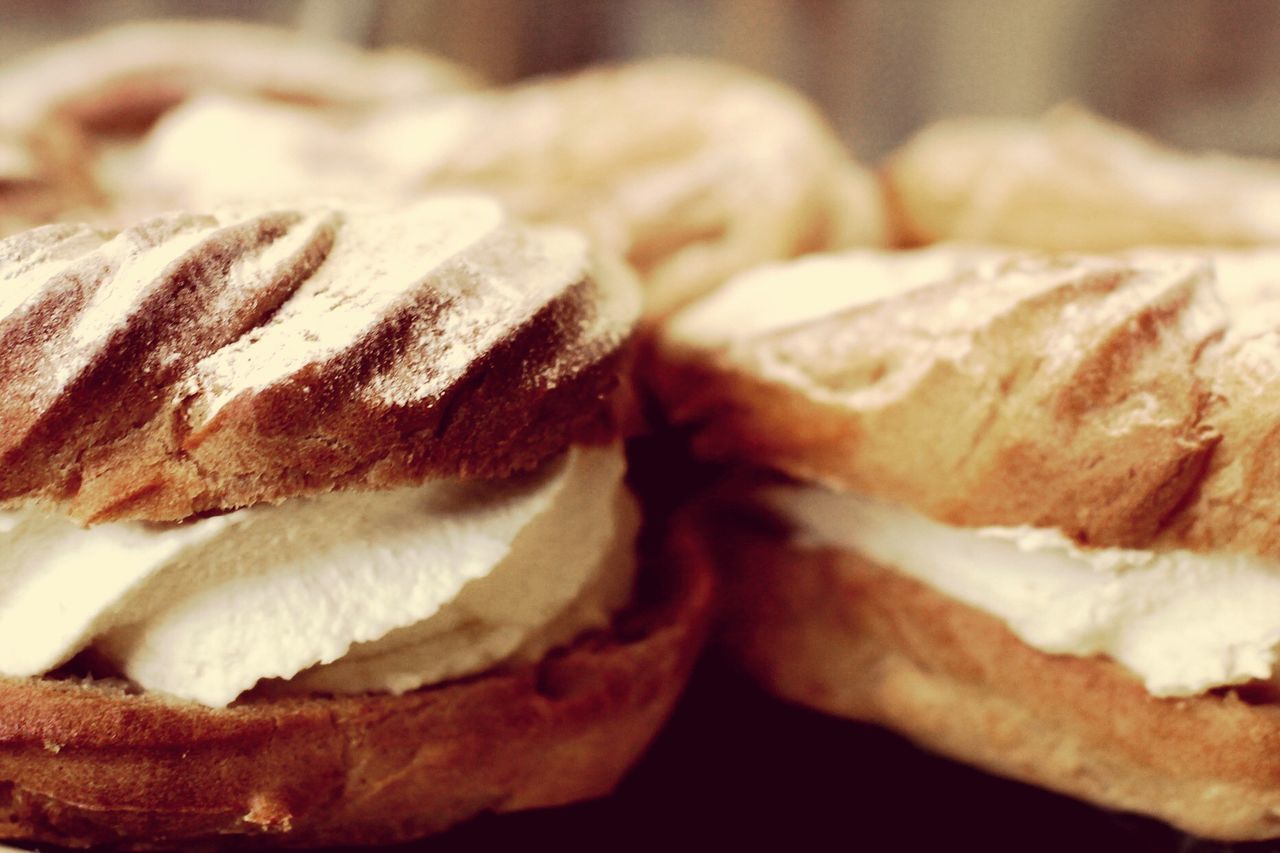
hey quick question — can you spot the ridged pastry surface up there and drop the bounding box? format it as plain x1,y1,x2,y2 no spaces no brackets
653,244,1280,558
0,195,639,523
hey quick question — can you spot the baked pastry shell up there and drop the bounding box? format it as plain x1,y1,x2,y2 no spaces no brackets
672,499,1280,841
0,549,713,849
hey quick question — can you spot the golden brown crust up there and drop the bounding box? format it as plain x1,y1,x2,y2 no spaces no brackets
1157,320,1280,555
650,245,1280,558
678,503,1280,841
650,253,1223,549
0,202,637,523
0,551,713,849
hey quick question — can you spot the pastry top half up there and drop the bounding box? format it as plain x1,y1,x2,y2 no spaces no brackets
884,105,1280,250
0,194,639,524
652,244,1280,560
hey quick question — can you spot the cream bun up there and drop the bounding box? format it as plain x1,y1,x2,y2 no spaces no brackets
0,196,713,848
651,243,1280,839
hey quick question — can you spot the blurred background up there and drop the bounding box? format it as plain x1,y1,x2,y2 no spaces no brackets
2,0,1277,160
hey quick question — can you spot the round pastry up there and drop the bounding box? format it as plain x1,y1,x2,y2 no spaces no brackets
649,243,1280,840
884,105,1280,251
0,195,713,848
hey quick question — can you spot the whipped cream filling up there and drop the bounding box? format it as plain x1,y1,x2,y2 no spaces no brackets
0,445,635,707
761,483,1280,697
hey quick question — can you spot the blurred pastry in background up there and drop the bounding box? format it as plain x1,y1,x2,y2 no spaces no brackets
0,21,888,315
0,120,89,237
113,57,884,314
885,105,1280,250
648,242,1280,840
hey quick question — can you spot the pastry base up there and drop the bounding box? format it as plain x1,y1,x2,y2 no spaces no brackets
672,501,1280,841
0,554,713,849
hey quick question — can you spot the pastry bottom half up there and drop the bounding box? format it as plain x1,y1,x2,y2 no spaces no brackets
670,502,1280,841
0,552,714,850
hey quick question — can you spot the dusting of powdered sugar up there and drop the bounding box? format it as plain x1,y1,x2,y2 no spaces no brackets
0,224,109,324
188,197,498,421
188,195,608,423
362,221,594,408
1194,249,1280,343
22,215,216,396
1114,248,1280,380
0,196,626,459
3,207,349,419
675,245,1224,413
65,220,216,350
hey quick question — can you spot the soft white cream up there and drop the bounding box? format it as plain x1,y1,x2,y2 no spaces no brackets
762,483,1280,697
0,445,635,707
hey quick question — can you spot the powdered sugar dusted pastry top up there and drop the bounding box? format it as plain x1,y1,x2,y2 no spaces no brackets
102,58,886,314
0,195,640,524
886,105,1280,250
654,244,1280,559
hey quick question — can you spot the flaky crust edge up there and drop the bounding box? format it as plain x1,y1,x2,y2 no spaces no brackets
0,554,713,850
672,501,1280,841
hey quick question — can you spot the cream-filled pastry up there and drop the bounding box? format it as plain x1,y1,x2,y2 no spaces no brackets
762,483,1280,699
652,243,1280,841
0,197,712,850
